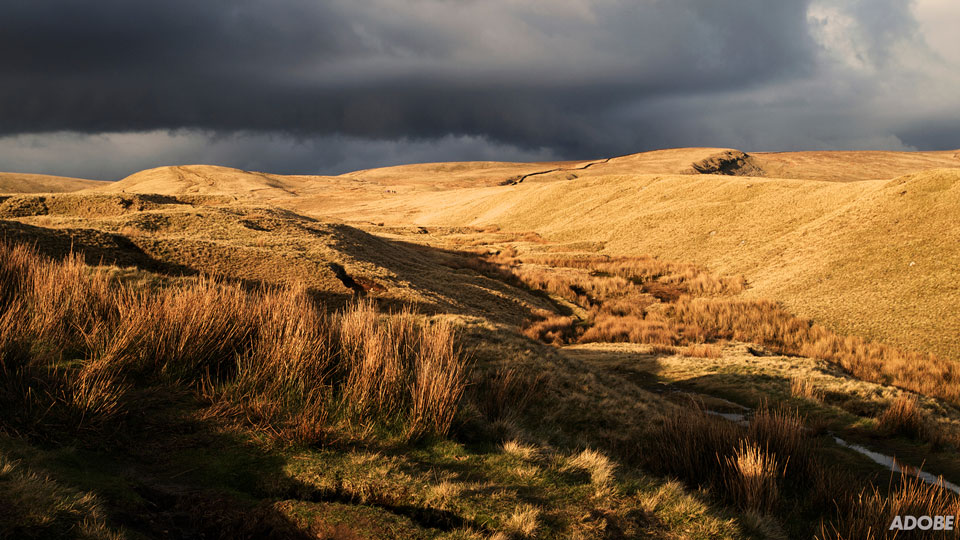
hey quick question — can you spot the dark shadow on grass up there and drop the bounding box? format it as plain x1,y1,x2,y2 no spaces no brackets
325,224,558,326
0,379,316,539
291,479,489,533
0,220,197,276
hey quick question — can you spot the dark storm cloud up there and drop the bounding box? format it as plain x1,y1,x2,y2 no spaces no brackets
1,0,815,153
1,0,957,178
897,122,960,151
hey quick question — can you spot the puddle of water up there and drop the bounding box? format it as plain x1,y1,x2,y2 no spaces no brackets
702,407,960,495
705,410,749,425
833,436,960,495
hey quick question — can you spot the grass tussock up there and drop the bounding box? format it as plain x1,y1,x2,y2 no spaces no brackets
521,314,577,345
722,441,784,513
0,454,124,539
818,472,960,540
502,504,540,538
564,448,616,495
644,401,960,534
519,254,746,297
469,367,542,425
0,239,467,444
790,377,824,403
748,407,811,470
579,314,677,346
645,404,819,513
876,394,929,441
502,440,541,461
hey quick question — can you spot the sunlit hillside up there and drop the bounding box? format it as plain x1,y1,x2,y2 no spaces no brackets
3,147,960,539
317,150,960,360
0,172,108,194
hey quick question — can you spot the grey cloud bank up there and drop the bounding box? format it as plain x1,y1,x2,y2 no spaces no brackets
1,0,958,180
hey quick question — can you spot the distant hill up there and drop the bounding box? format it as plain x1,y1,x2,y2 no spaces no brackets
339,147,960,186
95,164,342,199
749,149,960,182
0,172,108,193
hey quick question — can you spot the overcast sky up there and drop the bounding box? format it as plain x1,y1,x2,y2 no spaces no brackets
1,0,958,180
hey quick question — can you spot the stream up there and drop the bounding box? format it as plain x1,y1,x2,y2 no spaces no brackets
831,436,960,495
703,408,960,494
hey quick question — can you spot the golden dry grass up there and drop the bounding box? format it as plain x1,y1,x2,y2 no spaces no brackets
381,166,960,362
723,441,783,513
682,343,723,359
329,148,960,192
502,504,540,538
750,150,960,182
0,239,466,443
877,394,929,441
646,403,822,491
0,171,108,194
791,377,824,404
483,250,960,404
501,440,541,461
671,297,960,403
521,315,577,344
564,448,616,495
818,472,960,540
42,147,960,362
95,164,339,199
7,148,960,538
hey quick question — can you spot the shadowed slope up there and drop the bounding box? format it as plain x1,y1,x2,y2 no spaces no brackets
1,191,553,324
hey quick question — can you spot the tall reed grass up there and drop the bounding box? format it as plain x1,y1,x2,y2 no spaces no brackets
478,251,959,404
0,240,466,443
818,472,960,540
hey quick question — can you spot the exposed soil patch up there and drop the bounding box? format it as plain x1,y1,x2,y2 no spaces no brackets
690,150,764,176
327,262,385,294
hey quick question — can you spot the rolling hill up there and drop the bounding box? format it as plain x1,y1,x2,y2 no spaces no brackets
0,171,108,193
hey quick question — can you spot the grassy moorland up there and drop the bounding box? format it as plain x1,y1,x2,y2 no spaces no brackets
2,236,958,539
349,164,960,362
2,148,960,539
